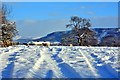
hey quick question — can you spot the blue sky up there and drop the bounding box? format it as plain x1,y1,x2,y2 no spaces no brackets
4,2,118,39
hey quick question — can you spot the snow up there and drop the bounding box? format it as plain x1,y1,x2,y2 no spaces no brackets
28,41,50,45
0,45,119,79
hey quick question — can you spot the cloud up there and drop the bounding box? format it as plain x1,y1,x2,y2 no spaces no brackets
23,20,36,24
80,6,86,9
48,12,62,17
16,16,118,38
16,19,68,38
87,11,94,15
91,16,118,28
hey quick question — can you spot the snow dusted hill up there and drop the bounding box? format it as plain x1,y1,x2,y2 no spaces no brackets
15,28,120,43
0,45,119,79
33,28,120,43
34,31,67,42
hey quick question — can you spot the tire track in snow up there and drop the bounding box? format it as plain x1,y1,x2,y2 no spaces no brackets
80,48,118,78
78,49,99,77
2,54,16,78
45,70,53,78
24,47,44,78
54,47,94,78
58,63,81,78
1,47,21,78
50,47,104,78
12,46,41,78
96,64,119,78
53,47,97,78
50,48,81,78
25,47,62,78
84,48,119,78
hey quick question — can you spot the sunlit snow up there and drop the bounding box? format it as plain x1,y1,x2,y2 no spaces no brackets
0,45,119,79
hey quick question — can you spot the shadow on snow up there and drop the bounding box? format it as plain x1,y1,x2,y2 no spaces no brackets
58,63,81,78
2,52,18,78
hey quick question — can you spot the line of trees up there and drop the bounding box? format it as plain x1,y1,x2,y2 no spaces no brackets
0,4,18,47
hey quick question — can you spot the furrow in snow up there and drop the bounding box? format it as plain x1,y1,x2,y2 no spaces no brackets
78,49,99,77
0,46,22,79
25,47,62,78
50,47,83,78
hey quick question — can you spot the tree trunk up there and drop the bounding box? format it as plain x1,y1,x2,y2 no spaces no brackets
77,37,82,46
80,38,83,46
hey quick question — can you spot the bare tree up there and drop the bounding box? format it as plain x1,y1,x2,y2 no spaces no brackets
62,16,98,46
66,16,91,29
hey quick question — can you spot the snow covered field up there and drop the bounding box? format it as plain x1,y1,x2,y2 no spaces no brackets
0,45,119,79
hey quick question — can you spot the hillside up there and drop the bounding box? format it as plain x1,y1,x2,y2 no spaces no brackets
33,31,68,42
34,28,120,43
16,28,120,45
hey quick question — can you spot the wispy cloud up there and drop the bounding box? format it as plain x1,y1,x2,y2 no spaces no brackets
16,19,68,38
87,11,95,15
80,6,86,9
16,16,118,38
91,16,118,28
